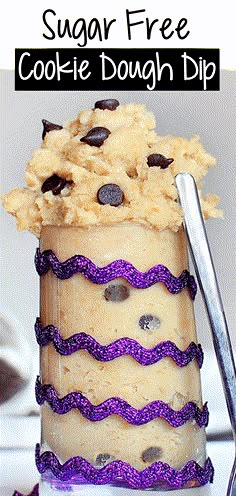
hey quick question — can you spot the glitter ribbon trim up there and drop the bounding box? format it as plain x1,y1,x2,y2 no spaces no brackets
35,249,197,299
13,485,39,496
35,445,214,489
35,318,203,367
35,377,208,427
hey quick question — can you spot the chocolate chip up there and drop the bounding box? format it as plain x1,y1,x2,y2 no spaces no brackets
42,120,63,140
95,453,113,467
104,284,130,302
139,314,161,331
94,99,119,111
142,447,163,463
0,359,27,404
80,127,111,147
97,183,124,206
147,154,174,169
41,174,73,195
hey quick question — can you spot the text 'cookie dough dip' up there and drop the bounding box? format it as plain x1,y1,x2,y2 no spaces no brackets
3,99,222,493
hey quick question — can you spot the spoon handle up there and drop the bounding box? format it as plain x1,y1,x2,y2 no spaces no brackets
175,172,236,441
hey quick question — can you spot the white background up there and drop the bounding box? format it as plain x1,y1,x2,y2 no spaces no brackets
0,2,235,495
0,0,235,69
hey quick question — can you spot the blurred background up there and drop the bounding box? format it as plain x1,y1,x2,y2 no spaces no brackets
0,69,235,441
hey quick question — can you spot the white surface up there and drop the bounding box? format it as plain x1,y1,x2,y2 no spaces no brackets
0,417,40,449
0,440,234,496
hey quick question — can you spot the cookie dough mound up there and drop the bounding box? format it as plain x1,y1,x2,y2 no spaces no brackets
3,100,221,236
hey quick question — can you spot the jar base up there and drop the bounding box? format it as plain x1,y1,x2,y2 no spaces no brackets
39,475,201,495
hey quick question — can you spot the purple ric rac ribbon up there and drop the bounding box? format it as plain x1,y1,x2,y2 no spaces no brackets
35,444,214,489
35,249,197,299
35,377,209,427
35,318,204,368
12,454,214,493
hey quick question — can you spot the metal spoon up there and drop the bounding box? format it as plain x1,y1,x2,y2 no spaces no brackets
175,173,236,496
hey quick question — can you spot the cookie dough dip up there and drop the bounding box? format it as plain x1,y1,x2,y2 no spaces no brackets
3,99,221,493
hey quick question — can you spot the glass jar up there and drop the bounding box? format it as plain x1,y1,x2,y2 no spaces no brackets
36,224,211,493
